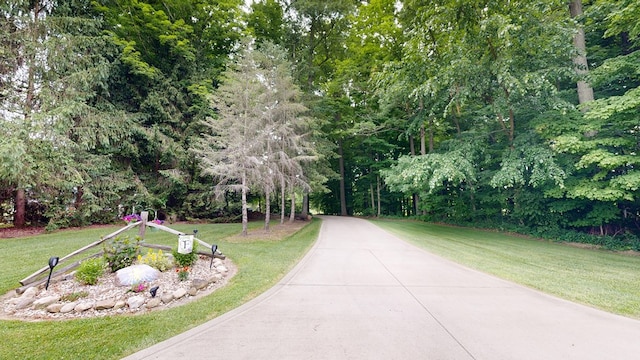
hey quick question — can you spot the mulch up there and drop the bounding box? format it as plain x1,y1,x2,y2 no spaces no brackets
0,227,46,239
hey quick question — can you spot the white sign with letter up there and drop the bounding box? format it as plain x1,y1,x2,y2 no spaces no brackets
178,234,194,254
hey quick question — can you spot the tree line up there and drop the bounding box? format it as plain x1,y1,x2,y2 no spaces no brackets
0,0,638,246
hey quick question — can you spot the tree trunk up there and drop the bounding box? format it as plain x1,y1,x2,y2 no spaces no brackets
370,182,376,215
264,191,270,231
428,117,434,153
74,186,84,209
420,124,426,155
338,140,348,216
280,174,286,224
569,0,594,105
14,188,26,228
241,174,248,236
376,175,381,217
409,135,419,216
301,191,309,219
289,182,296,223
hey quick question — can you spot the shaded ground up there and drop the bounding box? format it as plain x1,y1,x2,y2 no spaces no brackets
0,219,309,240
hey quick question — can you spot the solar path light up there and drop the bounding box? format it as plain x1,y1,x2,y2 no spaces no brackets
209,244,218,269
45,256,59,290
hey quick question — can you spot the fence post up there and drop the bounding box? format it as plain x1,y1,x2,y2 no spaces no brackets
139,211,148,239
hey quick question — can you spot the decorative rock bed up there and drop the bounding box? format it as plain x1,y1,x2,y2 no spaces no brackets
1,256,236,321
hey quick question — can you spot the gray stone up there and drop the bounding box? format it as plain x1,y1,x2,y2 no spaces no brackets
147,298,162,308
46,303,64,313
33,295,60,308
75,302,93,312
161,294,174,304
116,264,160,286
60,302,77,313
212,259,223,267
216,265,228,273
95,299,116,310
188,287,198,296
192,279,208,290
23,287,39,298
127,295,146,309
114,301,126,310
173,288,187,299
207,276,218,284
15,297,35,310
213,273,224,281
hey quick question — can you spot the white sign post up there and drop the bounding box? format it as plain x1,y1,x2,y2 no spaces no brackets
178,234,194,254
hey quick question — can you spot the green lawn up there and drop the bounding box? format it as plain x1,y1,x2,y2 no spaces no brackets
3,217,640,359
0,220,320,360
371,219,640,319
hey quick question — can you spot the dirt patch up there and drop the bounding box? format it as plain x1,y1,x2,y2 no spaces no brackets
0,226,46,239
226,220,309,243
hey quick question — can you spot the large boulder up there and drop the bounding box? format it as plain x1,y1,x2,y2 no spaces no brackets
116,264,160,286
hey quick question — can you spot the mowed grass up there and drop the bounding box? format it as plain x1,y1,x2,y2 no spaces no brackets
0,219,320,360
372,219,640,319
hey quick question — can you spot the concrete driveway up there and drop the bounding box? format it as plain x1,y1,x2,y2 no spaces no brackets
123,216,640,359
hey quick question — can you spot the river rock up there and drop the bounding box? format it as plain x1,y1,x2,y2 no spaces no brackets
161,294,174,304
33,295,60,308
173,288,187,299
215,265,228,273
23,287,39,297
10,287,37,305
147,298,162,308
188,287,198,296
95,299,116,310
192,279,208,290
15,297,35,310
47,303,64,313
114,301,126,310
127,295,146,309
60,302,77,313
75,302,93,312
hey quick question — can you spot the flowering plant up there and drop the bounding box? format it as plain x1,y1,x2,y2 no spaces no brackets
123,213,142,223
130,282,148,293
176,266,189,281
152,219,164,225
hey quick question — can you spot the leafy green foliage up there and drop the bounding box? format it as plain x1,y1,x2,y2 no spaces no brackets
104,236,141,272
172,246,198,268
75,258,105,285
137,249,173,272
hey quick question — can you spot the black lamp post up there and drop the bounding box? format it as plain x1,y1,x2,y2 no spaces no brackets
45,256,59,290
209,244,218,269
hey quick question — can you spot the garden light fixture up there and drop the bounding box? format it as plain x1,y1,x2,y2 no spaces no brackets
45,256,59,290
210,244,218,269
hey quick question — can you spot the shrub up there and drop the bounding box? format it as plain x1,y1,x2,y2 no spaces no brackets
137,249,173,272
172,243,198,268
75,258,105,285
104,235,140,272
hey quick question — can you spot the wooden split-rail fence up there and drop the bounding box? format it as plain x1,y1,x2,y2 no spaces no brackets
17,211,224,294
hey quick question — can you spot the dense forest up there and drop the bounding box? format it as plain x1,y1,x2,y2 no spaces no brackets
0,1,638,247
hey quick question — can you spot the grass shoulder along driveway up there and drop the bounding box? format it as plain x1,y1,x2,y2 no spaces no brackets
372,219,640,319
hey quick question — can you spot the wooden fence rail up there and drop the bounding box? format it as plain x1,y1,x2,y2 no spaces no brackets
17,211,222,294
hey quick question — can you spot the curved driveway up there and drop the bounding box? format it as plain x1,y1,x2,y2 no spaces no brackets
124,216,640,360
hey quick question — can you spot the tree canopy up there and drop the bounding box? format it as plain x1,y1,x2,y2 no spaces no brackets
0,0,638,246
